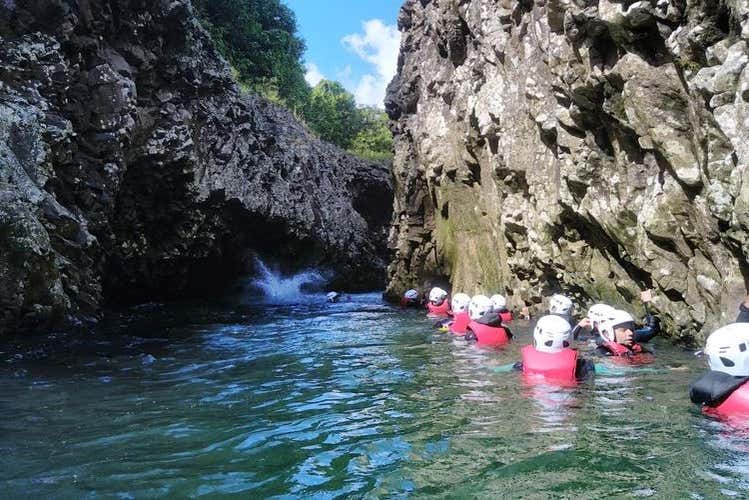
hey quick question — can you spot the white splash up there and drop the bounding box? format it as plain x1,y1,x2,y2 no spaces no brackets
250,258,325,303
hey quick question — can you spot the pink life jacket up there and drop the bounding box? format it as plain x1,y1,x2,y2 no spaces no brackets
604,341,654,365
449,311,470,334
427,300,451,317
521,345,578,383
706,383,749,419
499,310,513,323
467,321,510,346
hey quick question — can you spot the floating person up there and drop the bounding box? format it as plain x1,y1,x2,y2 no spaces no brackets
427,287,451,318
549,294,575,327
594,309,658,363
572,303,615,340
690,323,749,419
401,289,423,308
326,291,341,303
465,295,511,346
516,315,594,384
489,294,513,323
445,293,471,334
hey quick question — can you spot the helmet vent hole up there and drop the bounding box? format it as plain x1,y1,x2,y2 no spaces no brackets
563,341,569,348
544,340,553,347
721,357,735,367
741,343,747,353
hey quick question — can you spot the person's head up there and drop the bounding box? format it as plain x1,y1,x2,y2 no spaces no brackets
404,289,419,301
490,294,507,311
451,293,471,313
549,294,573,316
599,309,636,345
428,287,448,305
533,314,573,353
704,323,749,377
587,303,615,330
469,295,492,321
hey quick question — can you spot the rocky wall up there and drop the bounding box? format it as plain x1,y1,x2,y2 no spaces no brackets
0,0,392,334
385,0,749,340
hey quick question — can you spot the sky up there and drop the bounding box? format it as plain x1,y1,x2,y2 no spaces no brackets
285,0,403,108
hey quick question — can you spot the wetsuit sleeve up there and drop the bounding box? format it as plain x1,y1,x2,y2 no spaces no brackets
737,302,749,323
491,362,521,373
595,345,612,356
575,358,595,379
571,324,582,340
633,314,660,343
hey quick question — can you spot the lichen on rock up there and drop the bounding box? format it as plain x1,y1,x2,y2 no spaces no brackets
386,0,749,341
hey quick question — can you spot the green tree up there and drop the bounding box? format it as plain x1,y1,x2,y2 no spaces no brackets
302,80,362,149
194,0,309,111
349,107,393,161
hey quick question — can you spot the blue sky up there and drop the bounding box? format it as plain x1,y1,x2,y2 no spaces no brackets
285,0,404,107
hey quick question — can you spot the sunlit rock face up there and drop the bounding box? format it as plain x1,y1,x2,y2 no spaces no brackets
0,0,392,334
385,0,749,340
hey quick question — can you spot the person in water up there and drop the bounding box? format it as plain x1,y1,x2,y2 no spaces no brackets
595,309,660,357
512,315,595,382
489,294,513,323
400,289,423,308
427,287,451,317
571,303,615,340
465,295,511,345
443,293,471,334
549,294,575,326
690,322,749,418
326,291,341,303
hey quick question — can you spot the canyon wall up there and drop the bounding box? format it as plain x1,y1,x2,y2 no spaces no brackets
385,0,749,340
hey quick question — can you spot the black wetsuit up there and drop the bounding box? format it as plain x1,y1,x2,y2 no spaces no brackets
737,302,749,323
690,370,749,407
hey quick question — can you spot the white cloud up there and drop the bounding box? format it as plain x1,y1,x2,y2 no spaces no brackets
304,62,325,86
342,19,401,107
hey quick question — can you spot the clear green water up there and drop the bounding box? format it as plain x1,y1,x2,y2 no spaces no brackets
1,293,748,498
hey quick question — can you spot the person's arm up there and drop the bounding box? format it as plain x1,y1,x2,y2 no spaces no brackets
492,362,522,373
737,296,749,322
633,315,660,343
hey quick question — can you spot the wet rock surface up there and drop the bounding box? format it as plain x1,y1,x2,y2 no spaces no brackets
0,0,392,334
386,0,749,340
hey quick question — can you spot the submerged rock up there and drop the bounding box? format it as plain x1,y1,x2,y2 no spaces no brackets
386,0,749,341
0,1,392,335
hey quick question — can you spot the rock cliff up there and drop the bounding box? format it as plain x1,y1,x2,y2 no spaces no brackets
386,0,749,340
0,0,392,334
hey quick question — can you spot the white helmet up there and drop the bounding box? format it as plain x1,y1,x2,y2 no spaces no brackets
588,303,615,329
490,294,507,311
429,287,448,304
404,289,419,300
469,295,492,320
326,291,339,301
533,315,573,353
704,323,749,377
549,294,573,315
598,309,636,342
451,293,471,313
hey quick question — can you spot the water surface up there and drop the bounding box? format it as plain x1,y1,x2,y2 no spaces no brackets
1,293,748,497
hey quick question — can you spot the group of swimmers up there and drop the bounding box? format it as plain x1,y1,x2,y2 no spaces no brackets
402,287,749,422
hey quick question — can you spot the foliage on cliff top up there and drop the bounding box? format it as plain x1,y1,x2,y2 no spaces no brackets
194,0,392,161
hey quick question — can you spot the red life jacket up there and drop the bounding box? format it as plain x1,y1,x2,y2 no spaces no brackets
449,311,470,334
604,340,643,356
521,345,577,383
706,383,749,419
499,310,513,323
467,321,510,346
604,341,653,365
427,300,451,317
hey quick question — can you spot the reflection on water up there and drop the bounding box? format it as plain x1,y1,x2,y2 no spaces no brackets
0,293,748,497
